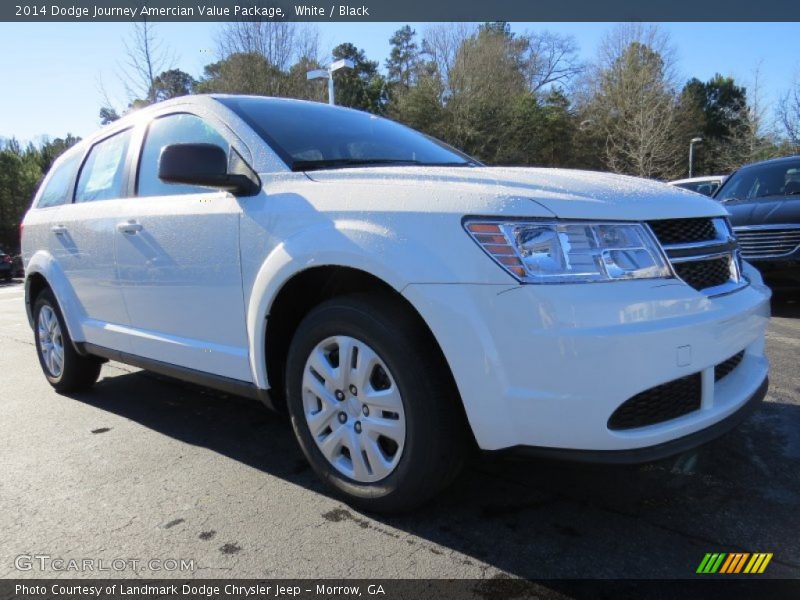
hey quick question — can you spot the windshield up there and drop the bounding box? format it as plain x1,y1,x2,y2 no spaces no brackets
716,159,800,202
217,97,475,171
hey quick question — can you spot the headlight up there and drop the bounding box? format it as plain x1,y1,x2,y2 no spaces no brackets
465,219,672,283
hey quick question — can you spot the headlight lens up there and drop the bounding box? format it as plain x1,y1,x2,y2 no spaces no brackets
465,220,672,283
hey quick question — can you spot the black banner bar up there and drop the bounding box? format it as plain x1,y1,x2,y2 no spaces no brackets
3,580,800,600
3,0,800,22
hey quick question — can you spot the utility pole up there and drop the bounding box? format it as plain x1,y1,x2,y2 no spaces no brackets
689,137,703,178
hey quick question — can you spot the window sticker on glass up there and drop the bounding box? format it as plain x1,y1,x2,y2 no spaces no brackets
75,129,132,202
84,136,126,194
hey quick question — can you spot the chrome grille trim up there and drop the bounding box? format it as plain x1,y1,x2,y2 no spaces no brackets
647,217,747,296
733,224,800,259
669,250,734,264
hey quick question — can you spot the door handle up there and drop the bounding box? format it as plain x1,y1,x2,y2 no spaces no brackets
50,225,67,235
117,220,143,234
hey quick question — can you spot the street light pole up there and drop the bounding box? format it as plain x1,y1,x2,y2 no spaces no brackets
689,137,703,178
307,59,355,105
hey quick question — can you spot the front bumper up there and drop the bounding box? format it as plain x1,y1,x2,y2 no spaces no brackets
403,263,771,454
500,376,767,463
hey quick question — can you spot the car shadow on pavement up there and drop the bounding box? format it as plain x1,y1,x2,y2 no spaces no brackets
771,292,800,319
66,344,800,580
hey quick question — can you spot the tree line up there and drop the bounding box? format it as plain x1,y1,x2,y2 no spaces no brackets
0,135,80,253
2,21,800,253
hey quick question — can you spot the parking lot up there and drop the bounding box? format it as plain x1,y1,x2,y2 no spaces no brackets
0,278,798,580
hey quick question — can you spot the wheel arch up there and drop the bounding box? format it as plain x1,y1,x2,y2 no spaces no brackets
24,251,85,346
259,265,462,421
25,271,49,328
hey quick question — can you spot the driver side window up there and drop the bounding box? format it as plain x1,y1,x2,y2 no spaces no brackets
137,113,229,197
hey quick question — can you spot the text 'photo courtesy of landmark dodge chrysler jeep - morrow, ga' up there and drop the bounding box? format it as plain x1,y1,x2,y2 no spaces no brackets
21,95,770,513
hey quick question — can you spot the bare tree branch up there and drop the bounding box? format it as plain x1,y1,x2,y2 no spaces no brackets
778,72,800,152
121,20,175,104
715,62,782,169
519,30,584,93
583,24,682,178
216,20,320,71
421,23,474,94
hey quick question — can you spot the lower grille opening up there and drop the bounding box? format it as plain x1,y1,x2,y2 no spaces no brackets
608,352,749,431
608,373,702,431
714,351,745,382
673,257,731,291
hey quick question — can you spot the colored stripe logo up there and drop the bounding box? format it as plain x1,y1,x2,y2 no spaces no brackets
697,552,772,574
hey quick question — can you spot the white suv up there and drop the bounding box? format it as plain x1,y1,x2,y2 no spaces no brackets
22,95,770,512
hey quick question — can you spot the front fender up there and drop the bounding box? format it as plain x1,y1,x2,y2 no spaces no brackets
244,220,455,389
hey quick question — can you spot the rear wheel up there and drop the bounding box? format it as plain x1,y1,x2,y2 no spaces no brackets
33,288,102,393
286,292,466,513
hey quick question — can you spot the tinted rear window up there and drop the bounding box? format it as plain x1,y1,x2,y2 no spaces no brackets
218,97,472,171
37,152,80,208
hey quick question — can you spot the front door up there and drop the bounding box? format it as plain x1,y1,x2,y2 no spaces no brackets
114,113,251,381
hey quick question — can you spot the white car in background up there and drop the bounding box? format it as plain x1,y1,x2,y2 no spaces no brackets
21,96,770,512
668,175,727,197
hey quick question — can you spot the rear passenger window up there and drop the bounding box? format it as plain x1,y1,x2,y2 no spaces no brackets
74,129,133,202
137,113,229,197
37,152,80,208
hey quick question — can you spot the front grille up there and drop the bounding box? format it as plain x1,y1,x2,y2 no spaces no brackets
714,351,745,382
647,217,742,294
734,227,800,259
608,373,702,431
673,256,732,291
649,218,718,245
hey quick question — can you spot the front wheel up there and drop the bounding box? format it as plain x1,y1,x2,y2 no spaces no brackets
286,293,466,513
33,288,102,393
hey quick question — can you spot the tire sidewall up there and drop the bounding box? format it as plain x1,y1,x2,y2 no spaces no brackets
286,300,434,506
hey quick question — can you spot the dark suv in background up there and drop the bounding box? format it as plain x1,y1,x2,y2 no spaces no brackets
1,250,14,282
716,155,800,290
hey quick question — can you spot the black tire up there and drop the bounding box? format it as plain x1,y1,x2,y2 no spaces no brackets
3,273,11,282
286,292,466,513
33,288,102,393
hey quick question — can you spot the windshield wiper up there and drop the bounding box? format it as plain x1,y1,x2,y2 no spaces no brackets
292,158,469,172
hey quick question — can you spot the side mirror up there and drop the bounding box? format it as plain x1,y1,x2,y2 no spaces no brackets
158,143,259,196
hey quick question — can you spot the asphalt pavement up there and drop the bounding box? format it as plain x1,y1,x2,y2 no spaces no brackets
1,279,798,580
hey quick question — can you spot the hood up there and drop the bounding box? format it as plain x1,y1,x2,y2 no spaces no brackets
306,166,728,221
725,196,800,227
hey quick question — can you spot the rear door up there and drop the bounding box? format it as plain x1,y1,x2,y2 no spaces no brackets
54,128,135,351
114,112,251,381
